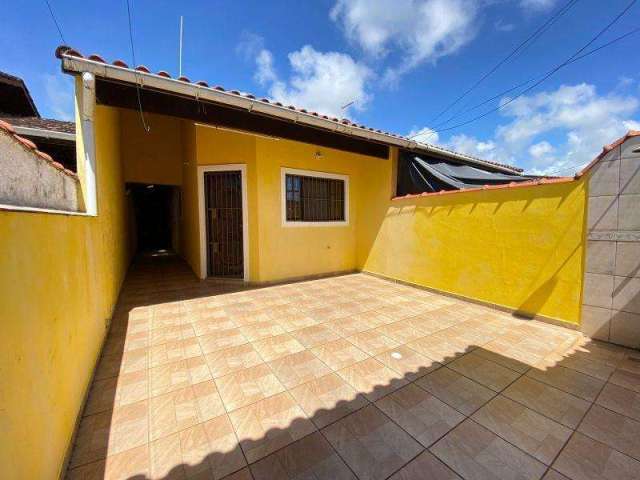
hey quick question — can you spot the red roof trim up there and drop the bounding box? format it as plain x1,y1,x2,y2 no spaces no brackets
576,130,640,178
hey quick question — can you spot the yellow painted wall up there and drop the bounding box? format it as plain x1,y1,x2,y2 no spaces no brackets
121,110,183,186
357,151,587,324
181,121,200,276
192,125,385,282
0,104,130,479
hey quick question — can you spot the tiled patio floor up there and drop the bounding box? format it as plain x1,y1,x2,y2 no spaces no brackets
66,256,640,480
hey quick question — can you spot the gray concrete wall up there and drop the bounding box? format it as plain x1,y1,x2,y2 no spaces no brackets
582,133,640,348
0,130,79,211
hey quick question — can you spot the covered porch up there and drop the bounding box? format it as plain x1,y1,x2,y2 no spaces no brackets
66,256,640,480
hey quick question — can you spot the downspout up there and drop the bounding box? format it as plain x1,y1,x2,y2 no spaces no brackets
81,72,97,216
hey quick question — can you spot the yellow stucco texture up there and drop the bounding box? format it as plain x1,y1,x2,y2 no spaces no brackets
357,153,587,324
0,105,130,479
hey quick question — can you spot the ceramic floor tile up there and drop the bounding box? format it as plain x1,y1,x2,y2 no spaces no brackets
578,404,640,460
325,315,372,337
375,345,442,382
542,471,571,480
376,383,464,447
192,317,238,337
84,370,149,415
311,338,369,371
527,365,605,402
249,431,356,480
94,347,149,380
192,380,227,421
553,432,640,480
430,420,547,480
609,368,640,393
407,334,472,365
448,352,522,392
322,404,423,480
376,321,425,344
268,350,332,389
205,343,264,379
596,382,640,421
149,358,211,397
471,395,572,465
346,329,401,356
149,338,204,368
67,444,150,480
289,372,369,428
337,357,408,401
228,391,316,464
502,376,591,429
290,324,341,348
238,319,286,342
215,363,285,412
198,328,248,354
273,313,319,333
149,432,185,479
149,386,202,441
251,333,305,362
541,351,617,382
388,451,462,480
416,367,496,415
471,347,531,374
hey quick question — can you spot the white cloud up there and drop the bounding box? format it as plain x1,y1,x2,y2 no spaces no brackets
409,126,439,144
251,45,372,118
331,0,478,84
43,73,74,120
520,0,557,12
409,82,640,175
494,19,515,32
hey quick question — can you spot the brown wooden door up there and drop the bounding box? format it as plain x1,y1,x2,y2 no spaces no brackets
204,171,243,278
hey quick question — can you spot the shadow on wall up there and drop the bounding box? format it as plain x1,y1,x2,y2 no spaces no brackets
65,255,639,480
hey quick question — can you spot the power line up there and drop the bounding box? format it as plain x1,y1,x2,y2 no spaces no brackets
432,26,640,131
427,0,579,126
44,0,66,44
423,0,637,137
125,0,150,132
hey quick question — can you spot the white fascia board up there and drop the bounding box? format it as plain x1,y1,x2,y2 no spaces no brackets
12,126,75,141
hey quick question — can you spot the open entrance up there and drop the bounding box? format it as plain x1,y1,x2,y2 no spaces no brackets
128,183,181,254
202,169,245,279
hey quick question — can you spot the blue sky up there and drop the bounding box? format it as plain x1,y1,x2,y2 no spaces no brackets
2,0,638,173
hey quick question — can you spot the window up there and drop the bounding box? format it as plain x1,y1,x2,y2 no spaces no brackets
281,168,349,226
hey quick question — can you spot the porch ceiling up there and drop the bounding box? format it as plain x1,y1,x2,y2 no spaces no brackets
66,255,640,480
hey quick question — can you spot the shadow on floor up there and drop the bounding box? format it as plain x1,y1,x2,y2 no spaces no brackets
66,255,640,480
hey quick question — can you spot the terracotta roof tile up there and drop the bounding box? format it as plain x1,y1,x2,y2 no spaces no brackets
577,130,640,177
0,116,75,135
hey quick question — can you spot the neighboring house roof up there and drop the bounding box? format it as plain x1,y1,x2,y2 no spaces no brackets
0,71,39,117
55,45,523,174
0,116,75,142
0,119,76,178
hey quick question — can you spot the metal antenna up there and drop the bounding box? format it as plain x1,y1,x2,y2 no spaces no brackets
179,16,184,77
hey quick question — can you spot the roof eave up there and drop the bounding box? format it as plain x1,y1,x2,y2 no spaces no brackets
60,54,520,174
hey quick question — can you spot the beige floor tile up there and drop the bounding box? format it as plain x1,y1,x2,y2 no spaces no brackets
192,380,226,421
416,367,495,415
198,328,248,354
502,376,590,429
376,383,464,447
250,432,356,480
578,405,640,460
94,347,149,380
67,444,150,480
70,400,149,467
542,470,570,480
149,337,204,368
527,365,605,401
375,345,441,382
388,451,462,480
290,324,341,348
251,333,305,362
596,382,640,421
84,370,149,415
222,467,253,480
355,310,396,329
289,372,369,428
609,368,640,393
472,395,572,465
541,351,617,382
448,352,522,392
347,329,401,356
215,363,285,412
149,358,211,397
229,391,316,463
553,432,640,480
408,333,472,364
430,420,547,480
311,338,369,371
239,319,286,342
268,350,332,389
192,317,237,336
149,386,202,441
323,404,423,480
273,313,318,332
150,432,186,479
205,343,264,379
338,357,408,401
325,315,373,337
376,321,425,344
472,347,531,374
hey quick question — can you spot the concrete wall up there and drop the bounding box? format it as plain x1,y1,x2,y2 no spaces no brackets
581,134,640,348
0,105,131,479
0,129,79,211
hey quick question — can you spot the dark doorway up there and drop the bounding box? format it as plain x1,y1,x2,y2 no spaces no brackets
204,171,244,278
129,183,180,254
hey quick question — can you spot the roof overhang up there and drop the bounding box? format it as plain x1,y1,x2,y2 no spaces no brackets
12,125,75,142
59,52,520,174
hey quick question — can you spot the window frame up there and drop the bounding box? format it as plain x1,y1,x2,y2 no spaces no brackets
281,167,350,227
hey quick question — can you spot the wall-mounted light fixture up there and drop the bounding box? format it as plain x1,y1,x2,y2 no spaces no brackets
314,151,323,160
